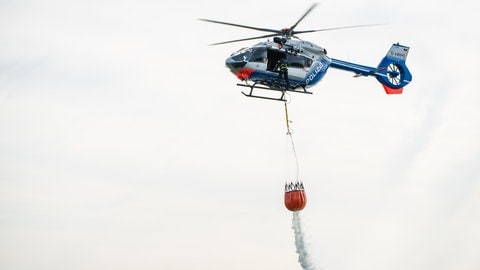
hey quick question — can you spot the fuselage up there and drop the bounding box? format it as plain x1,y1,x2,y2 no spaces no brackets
225,39,332,89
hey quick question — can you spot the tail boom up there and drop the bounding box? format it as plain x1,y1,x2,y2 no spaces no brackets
330,43,412,94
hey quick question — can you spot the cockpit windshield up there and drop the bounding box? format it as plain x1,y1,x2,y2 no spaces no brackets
231,48,253,61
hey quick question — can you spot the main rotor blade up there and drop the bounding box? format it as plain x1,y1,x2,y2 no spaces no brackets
293,23,384,35
209,33,279,46
198,18,281,34
288,3,319,35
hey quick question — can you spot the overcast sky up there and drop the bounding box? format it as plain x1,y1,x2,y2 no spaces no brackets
1,0,479,270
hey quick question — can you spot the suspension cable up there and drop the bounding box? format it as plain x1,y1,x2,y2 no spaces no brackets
284,101,300,181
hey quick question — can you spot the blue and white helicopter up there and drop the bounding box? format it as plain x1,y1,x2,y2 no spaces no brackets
200,3,412,101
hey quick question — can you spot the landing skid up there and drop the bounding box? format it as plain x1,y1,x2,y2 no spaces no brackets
237,82,312,101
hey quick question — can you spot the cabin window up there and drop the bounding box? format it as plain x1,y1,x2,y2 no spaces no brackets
266,49,286,71
266,49,314,71
286,54,313,69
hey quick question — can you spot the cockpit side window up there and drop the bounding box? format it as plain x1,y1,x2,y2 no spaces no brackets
250,48,267,63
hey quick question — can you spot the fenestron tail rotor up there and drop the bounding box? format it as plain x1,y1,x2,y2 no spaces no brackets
386,63,402,86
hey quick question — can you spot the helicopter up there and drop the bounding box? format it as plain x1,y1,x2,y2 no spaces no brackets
200,3,412,101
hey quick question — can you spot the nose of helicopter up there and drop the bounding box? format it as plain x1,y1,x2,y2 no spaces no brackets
225,57,254,80
225,57,247,71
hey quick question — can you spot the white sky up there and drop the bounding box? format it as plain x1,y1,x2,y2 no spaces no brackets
1,0,479,269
